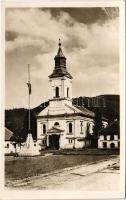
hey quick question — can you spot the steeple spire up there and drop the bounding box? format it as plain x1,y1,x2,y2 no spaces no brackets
49,39,73,79
56,38,65,59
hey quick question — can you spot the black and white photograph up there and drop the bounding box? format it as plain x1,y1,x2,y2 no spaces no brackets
1,0,125,199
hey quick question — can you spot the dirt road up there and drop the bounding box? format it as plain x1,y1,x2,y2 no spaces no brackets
6,156,120,191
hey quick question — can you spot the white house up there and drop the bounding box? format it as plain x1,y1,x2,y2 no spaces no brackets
37,41,107,150
98,119,120,149
5,127,15,154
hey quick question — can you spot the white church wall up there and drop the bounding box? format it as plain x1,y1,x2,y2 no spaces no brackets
37,115,94,149
75,139,84,149
49,77,72,100
37,120,48,140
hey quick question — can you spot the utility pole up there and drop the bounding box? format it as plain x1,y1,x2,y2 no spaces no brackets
27,64,32,133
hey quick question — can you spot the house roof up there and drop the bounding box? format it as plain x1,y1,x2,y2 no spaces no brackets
5,127,13,141
98,119,119,135
47,126,64,133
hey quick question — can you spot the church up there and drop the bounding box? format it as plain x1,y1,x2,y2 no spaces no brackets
37,40,107,150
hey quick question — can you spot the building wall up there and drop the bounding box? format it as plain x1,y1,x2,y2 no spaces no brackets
98,134,119,149
4,141,15,154
37,116,94,149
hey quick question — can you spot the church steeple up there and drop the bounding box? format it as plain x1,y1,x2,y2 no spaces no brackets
55,39,66,68
49,39,73,79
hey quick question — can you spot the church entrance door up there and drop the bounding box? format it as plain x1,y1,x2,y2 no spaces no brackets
49,134,60,150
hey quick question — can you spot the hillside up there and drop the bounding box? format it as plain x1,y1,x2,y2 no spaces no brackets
72,95,119,122
5,95,119,140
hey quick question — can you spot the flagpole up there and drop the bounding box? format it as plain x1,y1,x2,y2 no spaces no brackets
28,64,30,132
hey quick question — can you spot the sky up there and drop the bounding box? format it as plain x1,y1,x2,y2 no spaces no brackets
5,7,119,109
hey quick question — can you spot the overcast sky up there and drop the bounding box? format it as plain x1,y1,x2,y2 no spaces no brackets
5,7,119,109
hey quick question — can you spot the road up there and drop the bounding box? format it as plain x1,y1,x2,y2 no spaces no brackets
6,156,120,191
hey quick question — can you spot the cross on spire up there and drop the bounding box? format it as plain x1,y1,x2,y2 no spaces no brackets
59,38,61,47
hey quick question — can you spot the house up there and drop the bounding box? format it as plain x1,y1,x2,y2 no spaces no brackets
37,40,107,150
5,127,15,154
98,119,120,149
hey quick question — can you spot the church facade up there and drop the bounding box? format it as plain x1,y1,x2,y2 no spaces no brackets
37,41,106,150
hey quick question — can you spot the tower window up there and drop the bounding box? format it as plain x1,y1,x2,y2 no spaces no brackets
69,123,72,133
55,87,59,98
54,122,59,126
43,124,46,134
67,88,69,97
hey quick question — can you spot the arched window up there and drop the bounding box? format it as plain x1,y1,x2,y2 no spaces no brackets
55,87,59,98
80,121,83,133
43,124,46,134
110,143,115,148
67,88,69,97
69,123,72,133
54,122,59,126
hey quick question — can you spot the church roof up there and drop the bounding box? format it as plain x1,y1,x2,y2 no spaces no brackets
37,103,95,119
73,105,95,118
5,127,13,141
47,126,64,133
98,119,119,135
49,39,73,79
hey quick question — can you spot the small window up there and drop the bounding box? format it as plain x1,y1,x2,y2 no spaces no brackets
67,88,69,97
104,135,107,140
43,124,46,134
7,143,9,148
34,144,36,146
69,139,73,144
80,121,83,133
103,142,107,148
55,87,59,98
54,122,59,126
69,123,72,133
110,143,115,148
110,135,114,140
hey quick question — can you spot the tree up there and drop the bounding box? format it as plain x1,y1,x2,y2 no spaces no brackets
10,134,24,153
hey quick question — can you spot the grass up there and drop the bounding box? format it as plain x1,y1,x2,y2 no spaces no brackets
5,154,114,181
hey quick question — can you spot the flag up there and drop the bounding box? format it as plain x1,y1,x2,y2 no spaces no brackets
27,83,31,94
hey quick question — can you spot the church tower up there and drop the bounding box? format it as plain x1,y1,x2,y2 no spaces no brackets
49,40,73,108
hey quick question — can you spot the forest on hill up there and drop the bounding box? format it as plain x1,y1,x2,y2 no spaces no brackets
5,95,119,141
